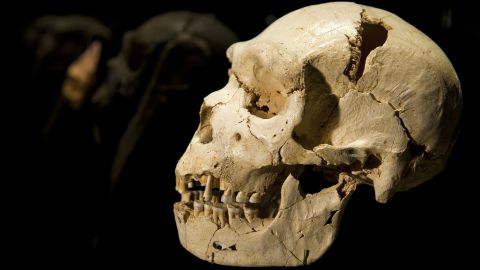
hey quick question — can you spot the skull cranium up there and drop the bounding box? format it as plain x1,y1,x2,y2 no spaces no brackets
174,2,462,266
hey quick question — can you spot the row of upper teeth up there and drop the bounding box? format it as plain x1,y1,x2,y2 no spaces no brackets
176,174,265,204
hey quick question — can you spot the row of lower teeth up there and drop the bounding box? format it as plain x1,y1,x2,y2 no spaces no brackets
190,200,259,227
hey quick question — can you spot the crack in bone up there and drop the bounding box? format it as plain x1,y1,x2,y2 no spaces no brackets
269,229,303,265
366,91,428,153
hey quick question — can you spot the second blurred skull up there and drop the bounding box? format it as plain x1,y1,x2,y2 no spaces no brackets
92,11,237,183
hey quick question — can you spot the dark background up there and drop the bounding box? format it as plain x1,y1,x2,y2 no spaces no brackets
2,0,477,268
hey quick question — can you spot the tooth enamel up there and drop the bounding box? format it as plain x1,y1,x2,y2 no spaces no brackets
221,188,233,203
236,191,248,203
181,191,191,203
203,175,213,202
244,206,259,223
193,201,204,216
203,202,212,216
188,181,195,189
249,192,264,203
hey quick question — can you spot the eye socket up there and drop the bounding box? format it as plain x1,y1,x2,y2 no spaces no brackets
240,64,288,119
245,90,286,119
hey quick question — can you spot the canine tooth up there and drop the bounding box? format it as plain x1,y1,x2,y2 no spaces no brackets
249,192,264,203
194,201,204,217
221,188,233,203
236,191,248,203
203,175,213,201
181,191,191,203
204,203,212,217
244,206,259,223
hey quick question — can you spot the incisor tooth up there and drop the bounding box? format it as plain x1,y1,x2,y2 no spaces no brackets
176,176,188,194
249,192,264,203
181,192,191,203
236,191,248,203
221,188,233,203
194,201,204,217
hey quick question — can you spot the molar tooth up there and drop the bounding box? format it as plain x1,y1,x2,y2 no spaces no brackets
249,192,264,203
213,205,226,227
181,191,191,203
204,202,212,217
244,206,259,223
221,188,233,203
236,191,248,203
193,201,204,217
203,175,213,202
227,204,243,223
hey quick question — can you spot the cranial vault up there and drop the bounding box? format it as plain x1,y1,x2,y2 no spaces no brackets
173,2,462,266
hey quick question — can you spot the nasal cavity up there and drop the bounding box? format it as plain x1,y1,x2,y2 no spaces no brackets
198,103,213,144
355,21,388,80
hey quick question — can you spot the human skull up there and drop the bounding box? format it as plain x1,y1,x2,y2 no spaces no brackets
92,11,237,171
174,2,462,266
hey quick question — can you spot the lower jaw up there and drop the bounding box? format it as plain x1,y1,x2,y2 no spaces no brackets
173,174,357,266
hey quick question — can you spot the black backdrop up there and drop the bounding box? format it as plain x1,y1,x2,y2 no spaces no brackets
2,0,477,268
